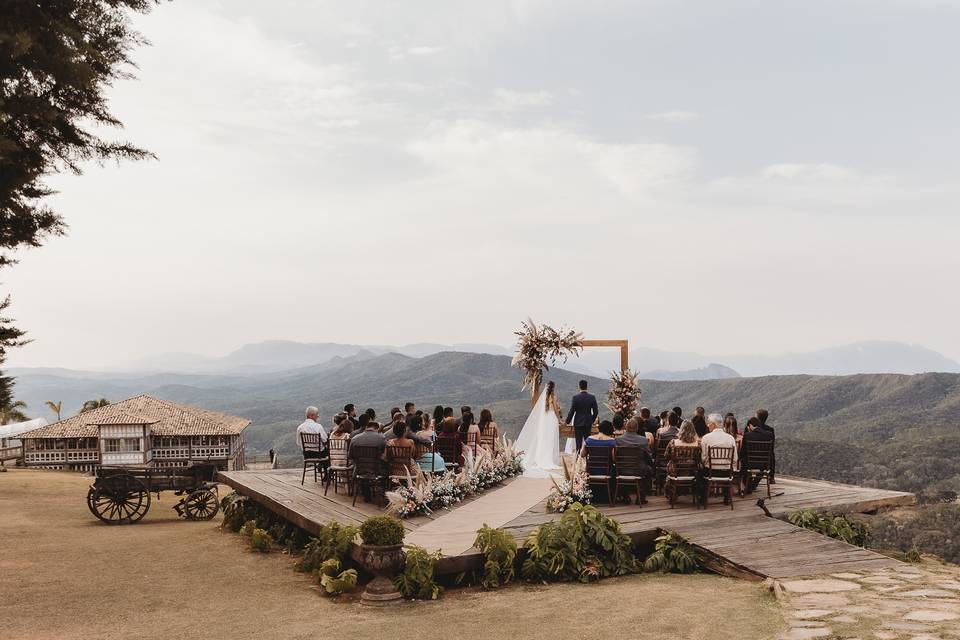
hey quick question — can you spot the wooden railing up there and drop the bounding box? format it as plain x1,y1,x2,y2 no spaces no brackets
0,445,22,462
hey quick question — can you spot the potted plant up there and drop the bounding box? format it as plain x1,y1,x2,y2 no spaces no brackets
357,515,406,605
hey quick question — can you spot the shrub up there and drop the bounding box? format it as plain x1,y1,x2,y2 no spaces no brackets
240,519,257,537
521,502,638,583
789,509,869,546
474,524,517,589
360,515,405,546
317,559,358,596
250,528,273,552
643,532,700,574
395,545,442,600
220,493,256,533
296,522,360,574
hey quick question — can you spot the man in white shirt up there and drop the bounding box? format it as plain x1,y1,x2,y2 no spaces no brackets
296,406,327,458
700,413,737,469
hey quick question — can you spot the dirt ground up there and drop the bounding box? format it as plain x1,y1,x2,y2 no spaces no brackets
0,469,784,640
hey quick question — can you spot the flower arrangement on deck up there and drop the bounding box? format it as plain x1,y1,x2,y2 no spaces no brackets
545,455,592,512
386,436,525,519
605,368,642,419
511,318,583,391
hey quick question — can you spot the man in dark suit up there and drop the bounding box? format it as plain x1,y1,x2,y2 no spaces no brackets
740,417,774,493
756,408,776,483
566,380,599,452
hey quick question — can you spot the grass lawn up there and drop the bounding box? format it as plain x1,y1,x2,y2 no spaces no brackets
0,469,785,640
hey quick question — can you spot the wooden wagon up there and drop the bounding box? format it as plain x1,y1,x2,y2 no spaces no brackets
86,463,220,524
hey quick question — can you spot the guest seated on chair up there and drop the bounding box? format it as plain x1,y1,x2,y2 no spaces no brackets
478,408,500,454
740,417,774,493
297,406,327,456
657,411,681,440
387,421,418,476
459,411,487,461
617,415,652,453
328,414,352,467
700,413,738,503
409,415,445,472
351,412,371,438
580,419,617,457
349,420,386,459
666,419,700,453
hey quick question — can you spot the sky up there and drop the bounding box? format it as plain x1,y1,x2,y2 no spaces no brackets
5,0,960,369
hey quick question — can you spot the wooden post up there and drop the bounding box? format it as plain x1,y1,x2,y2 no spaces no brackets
580,339,630,373
531,379,541,408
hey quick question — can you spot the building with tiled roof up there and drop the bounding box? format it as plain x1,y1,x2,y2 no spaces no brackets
19,395,250,471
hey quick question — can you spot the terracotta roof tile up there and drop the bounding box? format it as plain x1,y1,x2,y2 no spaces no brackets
19,395,250,439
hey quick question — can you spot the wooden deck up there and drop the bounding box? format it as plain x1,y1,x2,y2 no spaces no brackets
217,469,914,580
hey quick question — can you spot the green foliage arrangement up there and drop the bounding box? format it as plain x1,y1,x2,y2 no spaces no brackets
789,509,869,546
317,559,358,596
221,493,256,533
473,524,517,589
642,532,701,574
240,519,257,537
250,528,273,552
521,502,638,583
296,522,360,574
360,515,405,546
395,545,443,600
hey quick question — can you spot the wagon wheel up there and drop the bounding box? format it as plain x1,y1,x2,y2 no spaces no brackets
181,488,220,520
86,475,151,524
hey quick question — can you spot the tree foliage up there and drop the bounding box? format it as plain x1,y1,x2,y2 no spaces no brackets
1,0,158,266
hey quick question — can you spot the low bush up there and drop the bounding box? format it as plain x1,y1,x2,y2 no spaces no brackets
240,519,257,537
296,522,359,574
643,532,700,574
473,524,516,589
360,515,405,546
250,528,273,552
521,502,638,583
317,559,358,596
395,545,443,600
789,509,868,546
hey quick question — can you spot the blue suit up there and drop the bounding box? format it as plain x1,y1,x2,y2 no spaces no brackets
566,391,599,451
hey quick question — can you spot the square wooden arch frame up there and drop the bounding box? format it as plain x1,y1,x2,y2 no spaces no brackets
531,339,629,407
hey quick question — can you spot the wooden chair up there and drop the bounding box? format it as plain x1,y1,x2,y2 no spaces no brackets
434,435,461,473
653,435,672,495
583,445,616,506
324,438,353,496
703,446,736,510
386,444,417,486
741,440,774,498
300,432,329,485
463,431,481,460
350,445,388,507
664,445,699,508
479,426,498,455
413,438,439,475
613,446,652,505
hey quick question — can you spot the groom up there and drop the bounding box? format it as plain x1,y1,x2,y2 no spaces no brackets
566,379,599,452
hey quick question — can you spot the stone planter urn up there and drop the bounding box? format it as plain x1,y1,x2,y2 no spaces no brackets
358,543,405,606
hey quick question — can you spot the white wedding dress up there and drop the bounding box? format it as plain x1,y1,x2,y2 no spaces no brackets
514,389,561,477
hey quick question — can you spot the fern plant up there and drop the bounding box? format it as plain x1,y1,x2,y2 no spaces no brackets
788,509,868,546
474,524,517,589
317,559,358,596
521,502,638,583
395,545,443,600
296,521,360,574
643,532,700,574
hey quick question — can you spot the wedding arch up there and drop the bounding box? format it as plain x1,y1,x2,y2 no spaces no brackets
510,319,631,408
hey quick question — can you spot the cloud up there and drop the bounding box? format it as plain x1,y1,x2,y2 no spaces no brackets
491,88,554,110
645,110,701,123
408,45,446,56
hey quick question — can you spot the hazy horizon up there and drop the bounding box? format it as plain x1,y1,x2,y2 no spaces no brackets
5,0,960,370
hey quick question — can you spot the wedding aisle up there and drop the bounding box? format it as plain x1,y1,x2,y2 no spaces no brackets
404,476,553,556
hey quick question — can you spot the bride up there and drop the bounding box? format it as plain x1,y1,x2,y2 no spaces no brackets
514,380,562,477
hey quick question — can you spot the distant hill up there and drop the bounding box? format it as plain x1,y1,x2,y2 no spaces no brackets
11,351,960,494
91,339,960,378
639,363,740,381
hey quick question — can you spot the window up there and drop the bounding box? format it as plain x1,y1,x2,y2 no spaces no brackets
104,438,121,452
122,438,141,453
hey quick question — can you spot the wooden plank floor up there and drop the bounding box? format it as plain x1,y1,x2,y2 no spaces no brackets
217,470,914,579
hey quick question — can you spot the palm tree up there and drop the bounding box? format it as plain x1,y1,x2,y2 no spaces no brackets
0,400,29,425
45,400,62,421
80,398,110,413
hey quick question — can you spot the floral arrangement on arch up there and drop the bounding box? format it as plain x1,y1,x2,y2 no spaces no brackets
511,318,584,391
385,436,525,519
606,368,642,420
546,455,592,513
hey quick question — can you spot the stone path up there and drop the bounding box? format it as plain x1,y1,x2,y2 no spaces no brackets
775,559,960,640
